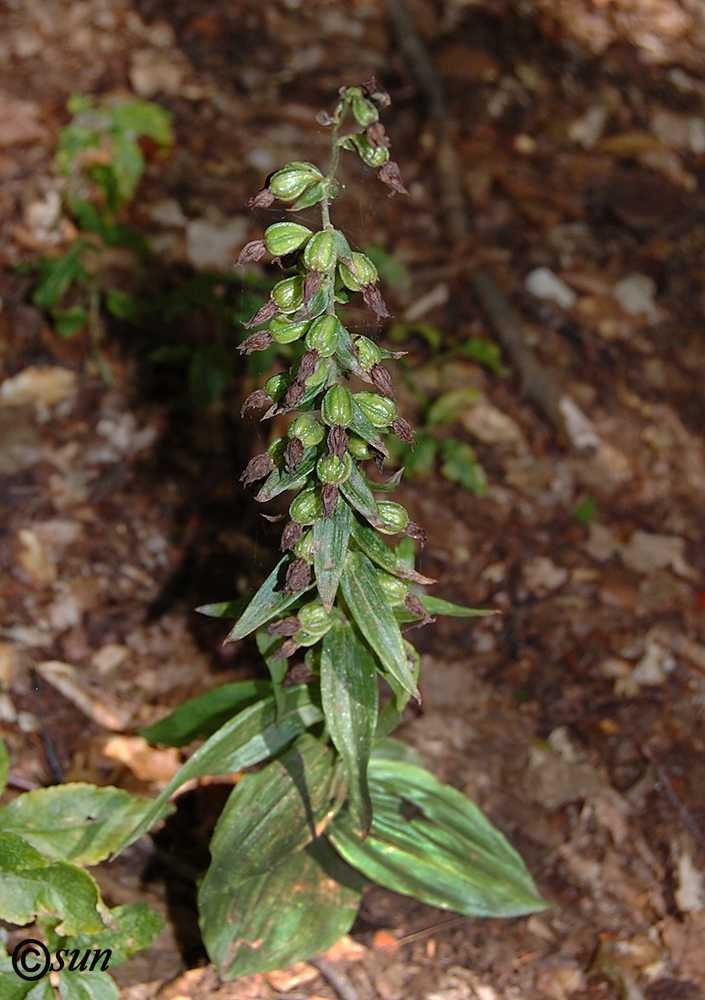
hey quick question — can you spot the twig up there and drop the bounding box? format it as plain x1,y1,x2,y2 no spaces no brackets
385,0,601,452
309,955,360,1000
640,743,705,858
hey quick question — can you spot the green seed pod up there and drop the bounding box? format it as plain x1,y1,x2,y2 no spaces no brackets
264,221,313,256
347,434,371,460
267,436,287,462
269,162,323,201
316,452,353,485
269,316,311,344
293,529,315,561
303,230,336,272
354,335,383,371
305,315,340,357
297,600,331,635
376,500,410,534
272,276,304,313
289,486,323,525
375,571,412,604
321,384,354,427
264,374,289,403
341,133,389,169
352,96,379,127
338,252,378,292
289,413,325,448
354,391,398,428
304,357,329,388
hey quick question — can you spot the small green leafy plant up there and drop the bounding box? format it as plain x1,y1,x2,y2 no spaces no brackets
0,739,166,999
114,82,546,979
28,94,173,381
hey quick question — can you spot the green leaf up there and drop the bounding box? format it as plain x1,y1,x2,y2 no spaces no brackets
455,336,506,375
139,680,272,747
0,740,8,796
321,621,377,835
114,685,323,852
427,388,482,426
255,630,288,719
52,306,87,338
421,596,496,619
60,903,163,969
32,248,87,309
225,557,314,642
350,517,435,586
56,971,117,1000
339,464,381,526
200,836,364,980
254,449,316,503
439,439,487,495
196,596,248,619
387,320,443,351
109,129,144,205
371,737,424,767
340,551,418,701
313,499,351,612
347,401,388,457
201,735,342,888
104,289,137,321
188,344,233,410
0,964,54,1000
329,759,547,918
110,101,174,147
0,832,106,935
365,244,412,292
574,495,596,526
0,785,171,864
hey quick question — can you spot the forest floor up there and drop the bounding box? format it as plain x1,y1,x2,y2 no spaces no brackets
2,1,705,998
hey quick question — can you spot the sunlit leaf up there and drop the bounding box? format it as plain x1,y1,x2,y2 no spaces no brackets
329,759,547,917
58,903,163,969
427,388,482,426
56,971,117,1000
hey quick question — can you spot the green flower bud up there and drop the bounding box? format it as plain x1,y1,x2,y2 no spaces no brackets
269,316,311,344
264,221,312,256
354,335,383,371
375,571,412,604
352,96,379,127
305,315,340,357
321,384,354,427
347,434,371,460
293,529,315,561
289,486,323,525
316,452,353,485
338,252,378,292
269,162,323,201
376,500,410,534
354,391,397,427
264,374,289,402
272,276,304,313
289,413,325,448
303,230,336,272
267,436,287,461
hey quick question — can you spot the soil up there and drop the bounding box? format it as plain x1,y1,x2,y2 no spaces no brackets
2,2,705,999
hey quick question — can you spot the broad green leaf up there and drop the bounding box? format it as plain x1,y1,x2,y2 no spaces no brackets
371,737,424,767
110,101,174,147
329,760,546,918
32,248,87,309
0,785,171,864
200,735,343,887
321,621,377,834
225,558,314,642
455,336,506,375
200,836,364,980
350,517,435,586
114,685,322,852
439,439,487,495
139,680,272,747
427,388,481,426
52,307,87,338
340,464,380,525
0,740,8,796
313,499,351,612
59,903,163,969
254,449,316,502
0,833,106,936
104,289,137,321
0,964,54,1000
56,971,117,1000
340,551,418,701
